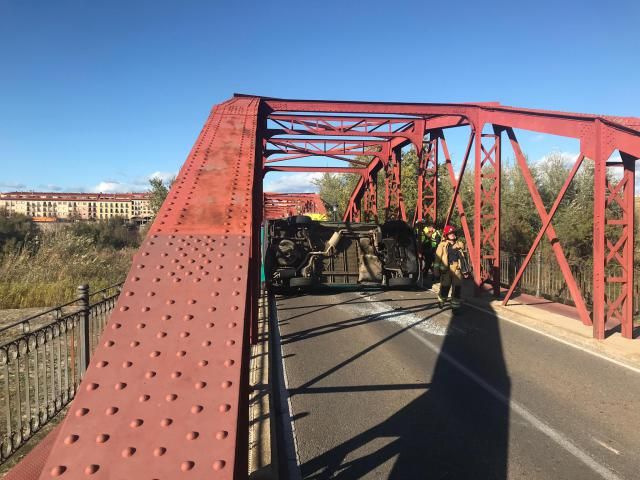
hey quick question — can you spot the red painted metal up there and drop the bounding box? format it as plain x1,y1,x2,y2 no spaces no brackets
31,96,261,479
437,131,478,273
413,136,438,226
263,192,326,220
264,165,364,174
503,154,586,306
504,127,592,326
598,153,635,338
264,139,389,165
11,93,640,480
384,147,406,221
478,131,501,296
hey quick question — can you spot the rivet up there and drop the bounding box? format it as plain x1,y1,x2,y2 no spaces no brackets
130,418,143,428
181,461,195,472
96,360,108,368
195,381,206,389
212,460,226,470
177,350,187,357
130,340,140,347
139,394,150,402
115,382,127,390
86,383,99,391
105,340,115,347
221,381,232,389
150,351,161,358
219,404,231,413
105,406,118,415
122,447,136,457
96,434,109,444
50,466,67,476
161,417,173,427
153,447,167,456
64,434,79,445
145,371,156,379
166,393,178,402
191,405,203,414
84,464,99,475
226,340,236,346
186,431,199,440
198,360,208,367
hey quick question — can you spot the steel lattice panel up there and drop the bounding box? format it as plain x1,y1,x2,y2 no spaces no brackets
35,97,261,479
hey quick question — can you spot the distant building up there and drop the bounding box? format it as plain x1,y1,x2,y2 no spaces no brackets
0,192,152,223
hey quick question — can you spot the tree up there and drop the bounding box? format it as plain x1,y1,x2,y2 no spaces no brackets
312,173,359,219
148,176,175,217
0,212,38,253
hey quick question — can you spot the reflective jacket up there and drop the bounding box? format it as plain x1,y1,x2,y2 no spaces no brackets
421,228,441,249
434,239,465,272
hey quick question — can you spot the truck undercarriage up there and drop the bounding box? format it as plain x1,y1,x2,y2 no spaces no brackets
264,216,419,291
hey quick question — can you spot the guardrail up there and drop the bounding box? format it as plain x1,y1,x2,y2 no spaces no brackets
0,283,122,463
484,253,639,317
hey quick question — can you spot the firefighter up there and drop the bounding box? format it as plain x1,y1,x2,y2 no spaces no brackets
420,224,441,278
434,225,466,310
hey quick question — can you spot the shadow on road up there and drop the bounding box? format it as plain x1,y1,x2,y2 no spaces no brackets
292,289,512,479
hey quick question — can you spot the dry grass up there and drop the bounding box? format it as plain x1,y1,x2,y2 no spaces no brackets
0,228,135,309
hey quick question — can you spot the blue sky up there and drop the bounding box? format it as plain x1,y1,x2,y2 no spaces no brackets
1,0,638,193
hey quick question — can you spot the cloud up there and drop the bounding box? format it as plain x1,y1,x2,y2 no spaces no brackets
535,151,580,164
89,171,178,193
263,172,322,193
0,181,27,191
147,171,176,183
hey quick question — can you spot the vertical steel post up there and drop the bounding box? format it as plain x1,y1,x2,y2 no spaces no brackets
593,120,606,339
473,126,483,293
536,249,542,298
414,135,438,226
621,153,636,338
77,284,90,373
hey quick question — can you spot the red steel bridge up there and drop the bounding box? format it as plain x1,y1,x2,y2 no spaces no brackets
7,94,640,479
263,193,326,220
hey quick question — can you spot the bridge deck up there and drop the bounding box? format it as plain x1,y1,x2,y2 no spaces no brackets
274,288,640,479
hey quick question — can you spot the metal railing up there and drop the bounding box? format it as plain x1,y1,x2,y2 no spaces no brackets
0,283,122,463
483,253,640,316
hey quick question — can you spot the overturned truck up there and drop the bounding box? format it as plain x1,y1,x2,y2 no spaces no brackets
264,216,419,291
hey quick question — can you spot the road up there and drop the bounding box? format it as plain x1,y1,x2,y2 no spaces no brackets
272,287,640,480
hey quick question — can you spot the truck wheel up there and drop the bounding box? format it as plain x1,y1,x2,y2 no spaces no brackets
289,276,314,287
388,277,415,288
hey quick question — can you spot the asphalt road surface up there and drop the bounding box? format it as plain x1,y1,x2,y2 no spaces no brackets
272,287,640,480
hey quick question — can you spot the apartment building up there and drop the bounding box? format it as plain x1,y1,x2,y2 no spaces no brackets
0,192,152,222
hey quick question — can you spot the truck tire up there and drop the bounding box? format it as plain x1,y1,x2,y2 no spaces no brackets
289,276,314,288
388,277,415,288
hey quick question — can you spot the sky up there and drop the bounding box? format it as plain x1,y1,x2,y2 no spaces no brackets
1,0,639,194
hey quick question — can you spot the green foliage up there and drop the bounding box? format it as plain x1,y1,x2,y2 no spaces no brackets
0,221,141,309
0,213,38,254
311,173,359,219
148,176,174,216
68,217,140,249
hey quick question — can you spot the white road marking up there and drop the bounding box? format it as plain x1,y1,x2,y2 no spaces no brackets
359,294,625,480
462,299,640,376
593,438,621,456
338,293,448,336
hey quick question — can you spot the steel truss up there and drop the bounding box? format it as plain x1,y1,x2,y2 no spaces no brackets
9,95,640,480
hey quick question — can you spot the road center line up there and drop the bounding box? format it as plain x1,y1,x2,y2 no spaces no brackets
360,295,625,480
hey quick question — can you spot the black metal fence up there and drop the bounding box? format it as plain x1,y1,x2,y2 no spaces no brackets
0,283,122,463
485,253,640,317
